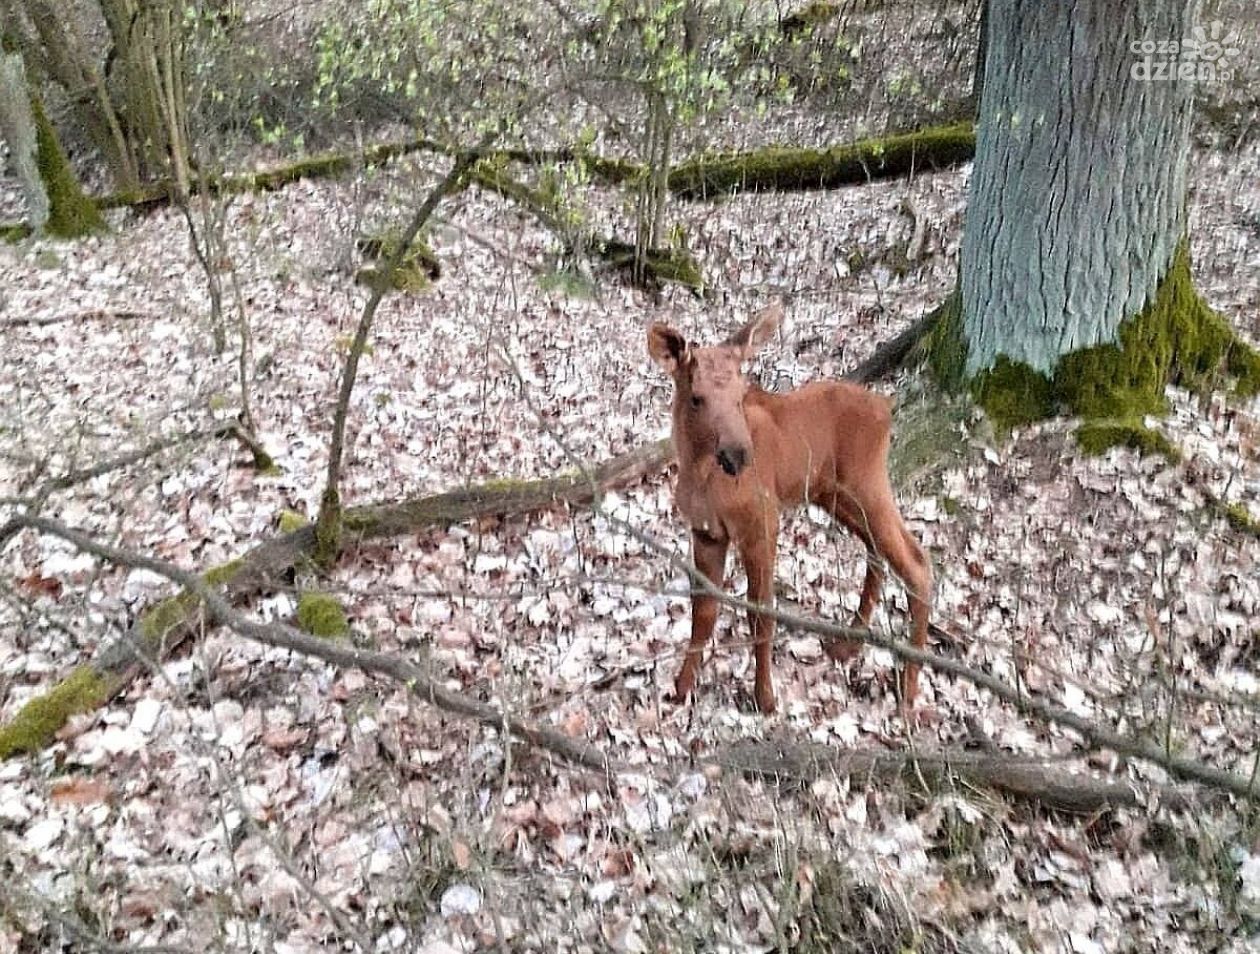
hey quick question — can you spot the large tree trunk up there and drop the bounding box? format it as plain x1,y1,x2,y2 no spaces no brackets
938,0,1259,440
962,0,1192,376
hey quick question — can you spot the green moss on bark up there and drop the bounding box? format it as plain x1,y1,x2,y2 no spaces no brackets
140,589,202,640
0,667,110,759
927,243,1260,454
296,592,350,640
1075,422,1181,461
31,95,105,238
313,488,342,570
1221,501,1260,536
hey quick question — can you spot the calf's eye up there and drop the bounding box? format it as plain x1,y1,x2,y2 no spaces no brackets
690,395,704,409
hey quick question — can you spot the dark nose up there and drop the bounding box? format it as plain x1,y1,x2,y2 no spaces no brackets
716,445,747,476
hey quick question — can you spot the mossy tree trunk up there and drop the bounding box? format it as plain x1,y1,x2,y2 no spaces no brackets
4,0,191,193
938,0,1259,442
0,42,104,237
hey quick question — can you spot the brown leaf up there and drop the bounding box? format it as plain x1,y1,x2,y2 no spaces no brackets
19,572,62,598
261,726,308,752
50,776,111,806
451,837,472,871
119,892,161,922
560,709,588,737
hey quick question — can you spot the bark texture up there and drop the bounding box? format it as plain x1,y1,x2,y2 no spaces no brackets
960,0,1194,376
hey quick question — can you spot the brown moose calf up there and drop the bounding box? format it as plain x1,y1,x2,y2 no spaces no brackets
648,302,932,714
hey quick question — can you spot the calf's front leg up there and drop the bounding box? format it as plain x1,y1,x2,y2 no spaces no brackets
738,526,778,714
672,530,729,704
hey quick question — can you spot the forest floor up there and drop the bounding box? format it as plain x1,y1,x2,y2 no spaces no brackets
1,103,1260,952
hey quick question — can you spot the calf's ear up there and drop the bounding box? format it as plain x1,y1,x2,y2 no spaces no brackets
648,323,689,375
727,301,783,356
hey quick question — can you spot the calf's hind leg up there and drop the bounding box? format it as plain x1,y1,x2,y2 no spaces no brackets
864,497,933,706
819,493,884,662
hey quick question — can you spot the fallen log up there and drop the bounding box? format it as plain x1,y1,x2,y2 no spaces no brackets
0,125,974,239
0,440,667,759
713,741,1201,812
667,122,975,199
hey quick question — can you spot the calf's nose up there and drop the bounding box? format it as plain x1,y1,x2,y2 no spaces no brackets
716,445,747,476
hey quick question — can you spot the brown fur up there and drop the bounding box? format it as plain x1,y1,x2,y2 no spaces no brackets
648,302,933,714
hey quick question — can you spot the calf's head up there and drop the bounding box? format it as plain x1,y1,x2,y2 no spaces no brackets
647,303,782,477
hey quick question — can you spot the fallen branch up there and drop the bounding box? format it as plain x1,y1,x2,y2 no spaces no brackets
842,305,944,384
2,309,153,328
0,440,666,758
0,421,269,552
714,741,1200,812
5,515,613,775
653,561,1260,801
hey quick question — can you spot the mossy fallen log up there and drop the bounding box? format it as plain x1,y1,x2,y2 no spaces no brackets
667,122,976,199
0,124,972,238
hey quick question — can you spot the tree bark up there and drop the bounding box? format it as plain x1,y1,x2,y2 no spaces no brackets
715,741,1201,812
0,50,47,230
936,0,1260,437
960,0,1192,376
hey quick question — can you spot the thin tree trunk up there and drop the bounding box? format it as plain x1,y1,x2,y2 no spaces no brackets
0,50,48,230
313,141,493,566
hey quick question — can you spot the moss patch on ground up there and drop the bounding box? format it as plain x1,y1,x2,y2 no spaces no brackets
927,243,1260,456
279,509,309,533
1221,501,1260,537
296,592,350,640
0,667,111,759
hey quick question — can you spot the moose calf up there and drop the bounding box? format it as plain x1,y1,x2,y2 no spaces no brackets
648,302,932,714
